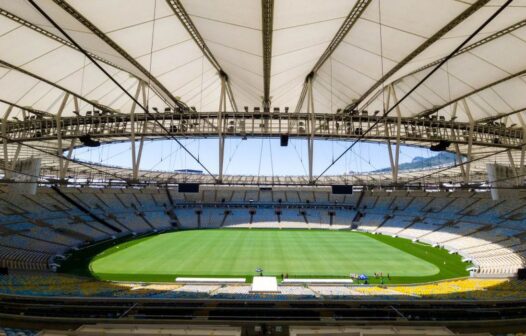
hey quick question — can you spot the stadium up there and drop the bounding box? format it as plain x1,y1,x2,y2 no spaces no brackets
0,0,525,335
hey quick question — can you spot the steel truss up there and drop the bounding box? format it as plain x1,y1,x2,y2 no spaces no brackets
2,112,523,149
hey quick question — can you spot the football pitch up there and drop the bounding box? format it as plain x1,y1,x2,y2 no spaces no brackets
89,229,469,284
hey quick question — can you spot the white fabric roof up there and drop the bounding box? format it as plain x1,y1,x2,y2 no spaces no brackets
0,0,525,124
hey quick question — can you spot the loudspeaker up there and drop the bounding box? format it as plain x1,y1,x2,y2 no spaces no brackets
178,183,199,193
332,185,353,194
518,268,526,280
280,134,289,147
0,267,8,275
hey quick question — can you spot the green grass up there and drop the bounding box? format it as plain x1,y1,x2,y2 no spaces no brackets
88,229,470,284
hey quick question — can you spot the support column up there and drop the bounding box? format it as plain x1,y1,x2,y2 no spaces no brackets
61,109,81,179
72,96,80,114
134,81,149,179
521,127,526,184
507,150,520,185
218,76,226,183
62,138,77,179
454,143,468,183
461,99,474,184
517,113,526,184
392,86,402,184
450,102,468,183
10,143,21,171
135,121,148,177
2,106,14,178
130,81,143,181
307,77,315,184
56,93,70,181
385,85,401,184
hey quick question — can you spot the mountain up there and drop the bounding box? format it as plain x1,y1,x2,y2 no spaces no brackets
373,152,457,173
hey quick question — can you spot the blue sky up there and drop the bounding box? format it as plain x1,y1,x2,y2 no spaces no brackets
70,139,438,176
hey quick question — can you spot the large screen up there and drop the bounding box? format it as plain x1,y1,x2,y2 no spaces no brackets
178,183,200,193
331,185,353,194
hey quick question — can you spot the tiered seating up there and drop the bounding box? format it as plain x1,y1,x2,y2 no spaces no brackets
1,235,65,254
398,219,445,239
309,286,355,297
403,196,430,214
0,327,37,336
1,271,526,301
444,229,507,251
389,195,414,211
213,285,252,298
37,324,241,335
279,209,308,229
0,187,525,279
375,216,410,235
327,210,353,229
372,194,394,211
421,222,482,244
390,278,526,300
173,284,221,294
174,209,199,228
141,211,172,230
421,194,454,214
229,190,246,202
356,214,385,232
195,208,221,229
352,286,405,299
284,191,301,202
276,285,316,297
251,209,279,228
223,209,250,227
356,190,526,276
112,212,150,233
0,246,50,270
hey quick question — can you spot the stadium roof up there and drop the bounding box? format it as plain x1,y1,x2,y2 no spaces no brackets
0,0,525,185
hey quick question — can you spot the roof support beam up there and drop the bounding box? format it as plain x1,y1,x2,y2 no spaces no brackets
417,69,526,118
0,8,128,74
165,0,238,111
362,18,526,114
390,19,526,89
261,0,274,110
29,0,217,181
52,0,187,111
0,60,119,115
477,107,526,124
314,0,512,183
0,99,51,118
295,0,372,113
347,0,491,111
